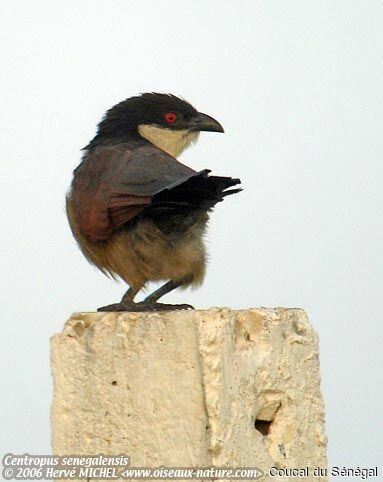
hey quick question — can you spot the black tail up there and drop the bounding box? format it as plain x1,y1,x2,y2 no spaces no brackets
137,170,241,233
152,169,242,212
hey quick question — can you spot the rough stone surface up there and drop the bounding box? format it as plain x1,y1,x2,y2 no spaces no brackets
51,308,327,481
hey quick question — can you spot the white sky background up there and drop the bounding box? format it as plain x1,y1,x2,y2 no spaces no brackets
1,0,382,477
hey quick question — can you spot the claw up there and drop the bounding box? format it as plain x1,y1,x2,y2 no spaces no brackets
97,302,194,312
97,303,130,312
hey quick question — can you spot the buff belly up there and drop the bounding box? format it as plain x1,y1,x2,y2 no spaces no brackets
66,198,207,291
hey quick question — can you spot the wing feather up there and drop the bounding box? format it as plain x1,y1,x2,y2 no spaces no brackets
70,141,241,243
70,142,196,241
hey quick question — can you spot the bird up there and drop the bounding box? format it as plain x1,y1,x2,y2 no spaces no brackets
66,93,242,312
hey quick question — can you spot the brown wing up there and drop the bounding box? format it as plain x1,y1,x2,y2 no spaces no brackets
69,141,196,242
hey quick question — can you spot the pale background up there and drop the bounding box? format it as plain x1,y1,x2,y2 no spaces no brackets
1,1,382,479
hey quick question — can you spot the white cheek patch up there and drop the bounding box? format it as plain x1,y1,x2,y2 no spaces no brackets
138,125,200,157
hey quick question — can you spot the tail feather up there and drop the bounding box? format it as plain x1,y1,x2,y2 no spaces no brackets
137,170,242,232
152,170,242,211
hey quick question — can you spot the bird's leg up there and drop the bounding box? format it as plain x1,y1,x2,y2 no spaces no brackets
144,280,186,303
97,280,194,312
121,287,138,304
98,287,140,312
137,279,194,311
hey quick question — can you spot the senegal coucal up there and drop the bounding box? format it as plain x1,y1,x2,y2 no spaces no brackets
67,93,242,311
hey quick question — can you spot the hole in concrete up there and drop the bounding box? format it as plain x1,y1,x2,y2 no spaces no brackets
111,381,117,386
254,394,282,437
254,419,272,436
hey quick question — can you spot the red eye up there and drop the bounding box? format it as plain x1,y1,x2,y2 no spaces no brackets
165,112,177,124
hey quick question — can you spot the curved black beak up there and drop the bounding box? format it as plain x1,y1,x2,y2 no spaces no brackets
189,112,224,133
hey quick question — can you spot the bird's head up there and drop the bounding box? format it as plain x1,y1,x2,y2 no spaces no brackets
88,93,224,157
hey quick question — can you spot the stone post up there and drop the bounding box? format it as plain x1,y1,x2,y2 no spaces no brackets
51,308,327,481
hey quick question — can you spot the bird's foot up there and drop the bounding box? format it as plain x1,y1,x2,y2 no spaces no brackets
141,302,194,312
97,302,194,312
97,302,133,312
